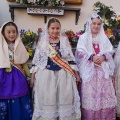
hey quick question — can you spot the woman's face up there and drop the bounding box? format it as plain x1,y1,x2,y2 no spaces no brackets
48,22,61,38
3,25,18,44
90,18,102,34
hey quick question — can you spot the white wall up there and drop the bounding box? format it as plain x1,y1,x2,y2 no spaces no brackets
0,0,11,26
0,0,120,32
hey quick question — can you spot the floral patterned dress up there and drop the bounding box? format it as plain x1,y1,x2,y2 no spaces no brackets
76,43,117,120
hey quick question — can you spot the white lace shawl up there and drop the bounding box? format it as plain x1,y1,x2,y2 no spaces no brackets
30,35,78,73
75,33,115,83
75,13,115,82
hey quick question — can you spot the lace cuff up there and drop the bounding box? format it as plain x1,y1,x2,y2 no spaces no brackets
30,66,39,73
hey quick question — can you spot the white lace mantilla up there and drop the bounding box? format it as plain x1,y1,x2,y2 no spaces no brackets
30,36,78,73
75,33,115,82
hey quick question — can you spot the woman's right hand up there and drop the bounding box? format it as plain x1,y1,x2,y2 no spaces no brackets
93,55,99,64
93,55,105,66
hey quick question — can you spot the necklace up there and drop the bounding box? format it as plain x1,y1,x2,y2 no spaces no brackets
8,43,15,52
92,36,99,49
50,36,59,41
49,36,60,44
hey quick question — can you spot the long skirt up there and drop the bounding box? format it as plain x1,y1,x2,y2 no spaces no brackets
32,69,81,120
0,94,33,120
0,67,33,120
80,67,117,120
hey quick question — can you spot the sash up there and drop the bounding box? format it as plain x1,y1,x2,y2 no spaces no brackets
48,44,77,79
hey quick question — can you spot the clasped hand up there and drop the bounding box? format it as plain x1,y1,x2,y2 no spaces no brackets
93,55,105,65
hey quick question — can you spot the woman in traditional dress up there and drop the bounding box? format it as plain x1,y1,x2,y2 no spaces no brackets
75,13,117,120
0,22,33,120
30,17,81,120
114,42,120,119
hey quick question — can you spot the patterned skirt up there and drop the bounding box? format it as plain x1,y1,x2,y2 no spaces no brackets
0,94,33,120
0,67,33,120
80,66,117,120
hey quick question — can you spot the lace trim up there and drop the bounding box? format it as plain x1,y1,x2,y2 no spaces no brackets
32,46,48,69
32,37,78,70
33,102,80,118
75,50,94,82
33,70,81,118
33,113,81,120
76,50,115,82
101,53,115,79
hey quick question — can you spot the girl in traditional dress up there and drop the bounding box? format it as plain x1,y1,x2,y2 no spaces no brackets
30,17,81,120
0,22,33,120
75,13,117,120
114,42,120,119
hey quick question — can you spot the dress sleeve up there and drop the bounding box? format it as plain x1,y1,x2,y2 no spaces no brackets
75,35,95,82
30,45,47,73
30,47,40,73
